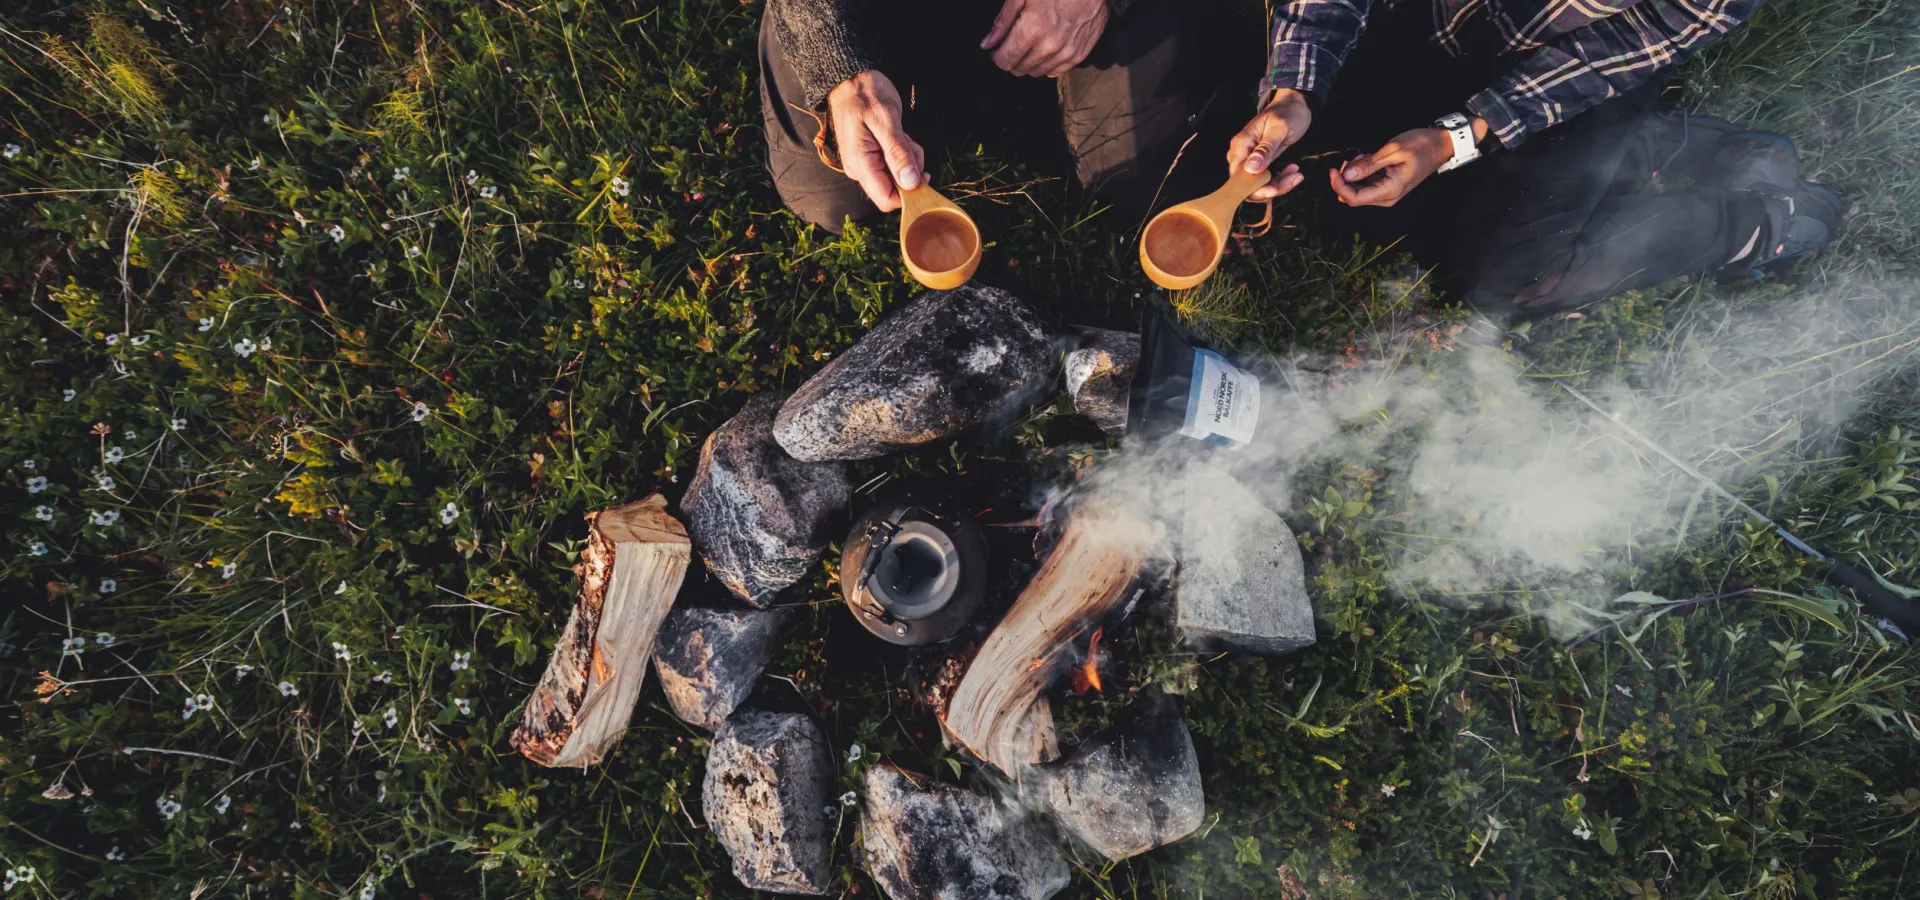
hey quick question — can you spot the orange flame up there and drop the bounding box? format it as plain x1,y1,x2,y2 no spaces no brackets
1070,628,1104,695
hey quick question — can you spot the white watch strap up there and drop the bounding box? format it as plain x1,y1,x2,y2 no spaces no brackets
1436,117,1479,174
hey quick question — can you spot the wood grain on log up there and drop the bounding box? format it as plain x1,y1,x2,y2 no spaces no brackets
941,499,1152,775
510,495,690,768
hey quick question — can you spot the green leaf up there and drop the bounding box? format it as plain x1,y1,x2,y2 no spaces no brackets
1759,591,1845,632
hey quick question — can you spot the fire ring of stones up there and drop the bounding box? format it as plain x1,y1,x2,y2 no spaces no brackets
508,286,1317,898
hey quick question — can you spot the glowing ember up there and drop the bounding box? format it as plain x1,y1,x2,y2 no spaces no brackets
1070,628,1104,695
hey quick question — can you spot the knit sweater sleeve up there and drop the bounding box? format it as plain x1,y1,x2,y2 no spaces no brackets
771,0,884,110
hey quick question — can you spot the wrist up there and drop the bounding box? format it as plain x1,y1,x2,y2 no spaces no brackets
1471,117,1490,144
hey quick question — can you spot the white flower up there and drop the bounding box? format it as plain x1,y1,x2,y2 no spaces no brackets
249,157,262,171
26,476,47,493
62,636,87,655
406,245,422,259
96,632,115,647
1573,819,1594,841
278,681,298,696
233,338,257,357
198,317,214,332
131,334,150,346
97,474,116,490
335,581,348,595
846,743,863,764
372,670,392,684
1866,792,1879,804
1577,772,1591,783
838,790,857,807
195,693,215,711
62,389,76,401
332,641,352,661
91,509,121,526
3,143,19,158
360,880,377,900
479,185,497,199
258,337,271,352
222,561,238,579
329,224,346,242
33,505,52,521
1613,684,1634,698
105,333,120,346
28,542,47,557
20,459,34,469
449,650,471,671
99,578,117,594
106,846,126,861
182,696,199,720
464,169,479,185
171,417,186,431
234,664,254,679
105,446,124,464
610,176,630,197
216,794,232,814
572,279,585,289
409,401,430,422
156,795,182,820
438,502,460,525
1379,783,1396,798
392,167,409,182
383,706,398,729
454,697,472,715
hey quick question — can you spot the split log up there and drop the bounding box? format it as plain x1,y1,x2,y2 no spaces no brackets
510,495,690,768
941,499,1152,775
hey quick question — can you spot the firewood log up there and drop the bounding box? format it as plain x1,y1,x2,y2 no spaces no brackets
941,499,1152,775
510,495,690,768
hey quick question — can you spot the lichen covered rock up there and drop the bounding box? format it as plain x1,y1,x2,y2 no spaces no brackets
703,710,833,895
862,766,1069,900
1036,687,1203,861
654,604,791,731
1064,328,1139,435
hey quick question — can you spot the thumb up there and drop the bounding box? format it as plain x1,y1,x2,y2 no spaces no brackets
1341,152,1386,183
873,119,923,191
982,0,1023,49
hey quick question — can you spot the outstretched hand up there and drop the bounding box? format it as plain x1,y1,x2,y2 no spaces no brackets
1331,118,1487,207
981,0,1109,77
1227,89,1313,201
827,71,926,212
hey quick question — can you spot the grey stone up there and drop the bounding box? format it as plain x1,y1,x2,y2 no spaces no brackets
1174,462,1315,655
685,394,850,607
773,286,1054,462
703,710,833,895
1064,328,1138,435
861,766,1069,900
1037,688,1203,862
654,605,792,731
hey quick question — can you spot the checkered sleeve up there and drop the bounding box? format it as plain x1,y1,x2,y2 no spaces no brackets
1259,0,1372,103
1466,0,1760,148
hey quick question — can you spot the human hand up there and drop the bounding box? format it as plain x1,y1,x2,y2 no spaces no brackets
980,0,1109,77
1330,118,1486,207
1227,89,1313,201
827,70,925,212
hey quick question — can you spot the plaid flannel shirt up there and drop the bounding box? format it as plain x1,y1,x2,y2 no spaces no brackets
1259,0,1760,148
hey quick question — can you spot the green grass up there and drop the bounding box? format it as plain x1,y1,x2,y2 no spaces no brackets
3,0,1919,897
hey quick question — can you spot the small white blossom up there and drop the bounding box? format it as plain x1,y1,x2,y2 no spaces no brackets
249,157,262,171
216,794,232,814
171,417,187,431
838,790,857,807
97,474,116,491
26,476,47,493
479,185,498,199
20,459,34,469
3,143,19,158
325,223,347,243
464,169,479,185
438,502,460,525
455,697,473,715
105,333,120,346
105,446,124,464
1573,819,1594,841
182,696,199,720
234,664,254,679
572,279,585,289
195,693,215,711
1379,783,1396,798
336,581,348,595
63,389,76,402
406,245,422,259
1577,772,1591,783
383,706,398,729
99,578,117,594
1613,684,1634,699
278,681,298,696
198,317,214,332
1866,792,1879,804
392,167,410,182
360,880,377,900
610,176,630,197
62,636,87,655
131,334,150,346
106,846,126,861
372,670,391,683
96,632,115,647
233,338,257,358
91,509,121,526
846,743,863,764
409,401,430,423
449,650,471,671
33,505,52,521
28,542,47,557
222,561,238,580
332,641,352,661
258,337,271,352
156,795,182,820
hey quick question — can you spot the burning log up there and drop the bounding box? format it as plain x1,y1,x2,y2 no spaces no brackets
510,495,690,768
941,499,1153,775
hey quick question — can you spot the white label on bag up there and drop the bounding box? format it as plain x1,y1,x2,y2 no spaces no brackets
1178,349,1260,447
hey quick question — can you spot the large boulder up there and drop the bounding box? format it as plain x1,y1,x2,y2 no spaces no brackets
1174,462,1315,655
703,710,834,895
1036,688,1203,862
1063,328,1138,436
773,286,1054,461
684,394,850,606
861,766,1069,900
654,605,791,731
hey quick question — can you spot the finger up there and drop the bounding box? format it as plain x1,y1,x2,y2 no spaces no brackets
1247,164,1300,200
1340,152,1387,184
1329,166,1360,204
844,145,900,212
1226,126,1259,170
871,120,923,192
1012,37,1061,76
982,0,1023,50
1347,168,1409,207
991,22,1038,73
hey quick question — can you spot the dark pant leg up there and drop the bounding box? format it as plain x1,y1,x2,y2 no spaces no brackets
1057,0,1206,223
1447,80,1766,314
758,12,877,234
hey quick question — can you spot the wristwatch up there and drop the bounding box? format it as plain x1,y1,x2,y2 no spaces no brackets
1434,112,1481,174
